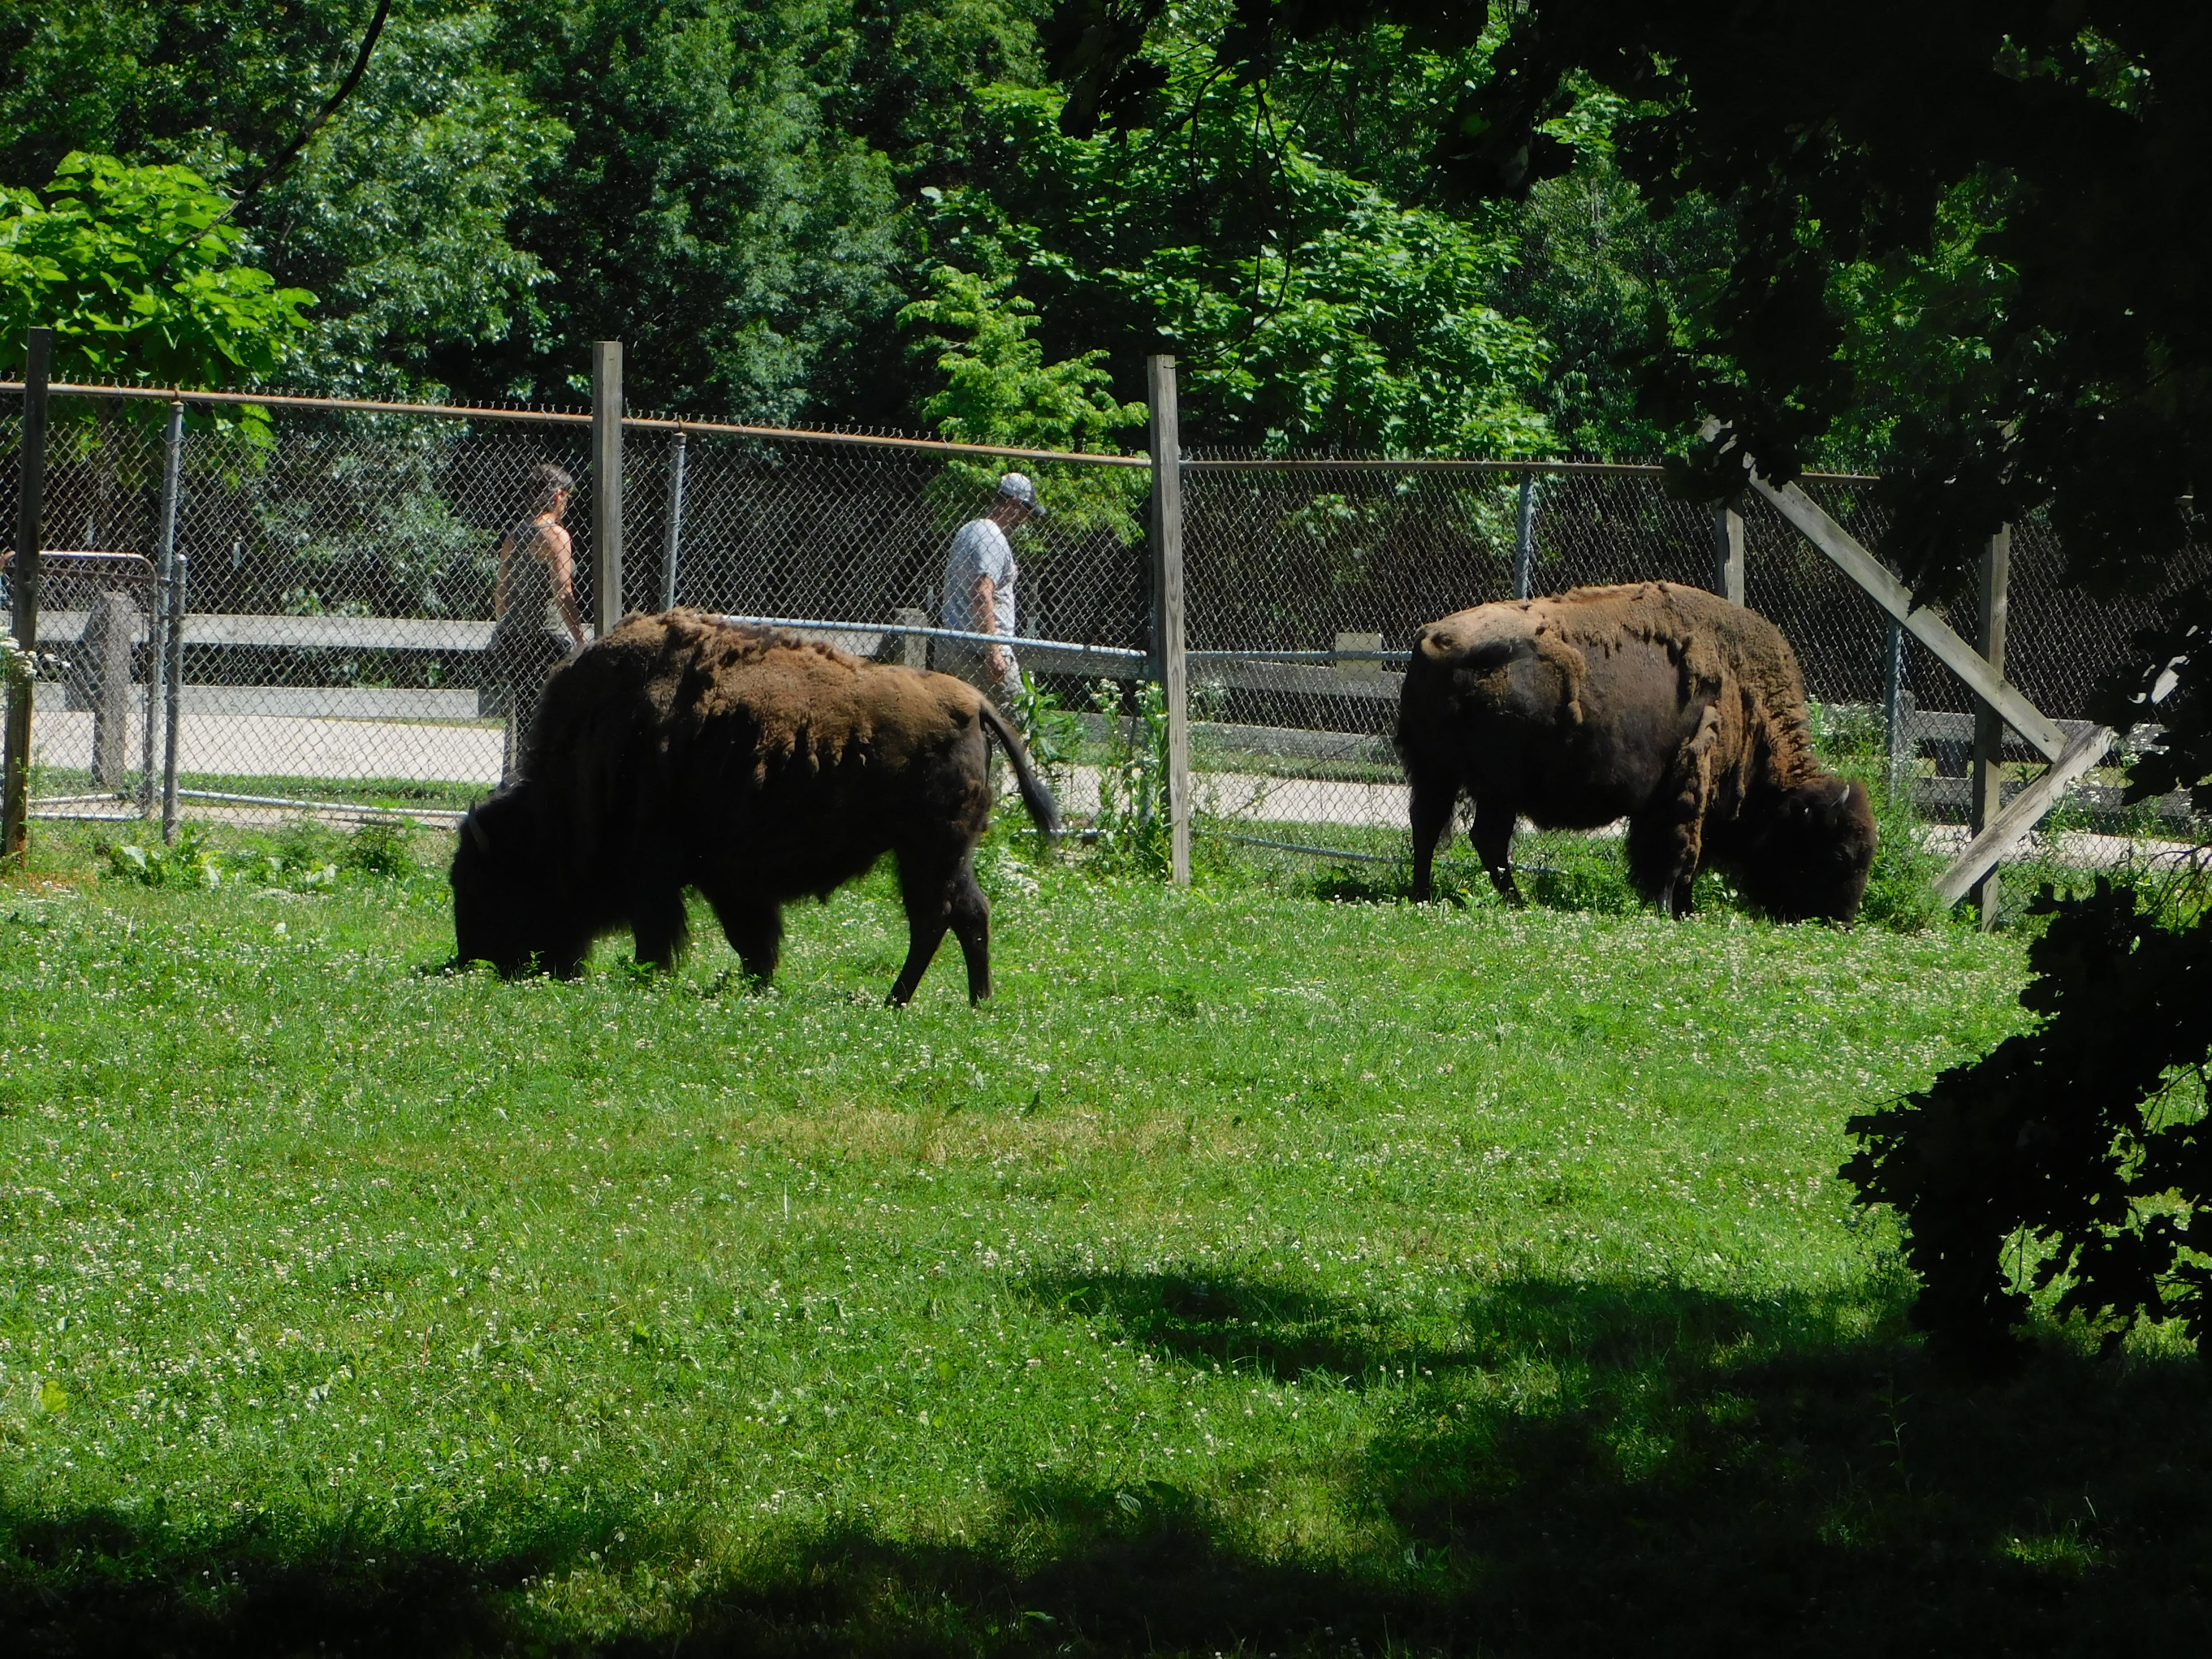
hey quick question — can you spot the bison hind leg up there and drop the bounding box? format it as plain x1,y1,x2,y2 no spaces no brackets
888,843,979,1007
630,885,692,970
949,858,992,1005
708,895,784,984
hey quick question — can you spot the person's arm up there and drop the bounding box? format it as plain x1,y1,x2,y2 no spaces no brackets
973,572,1008,677
547,527,586,644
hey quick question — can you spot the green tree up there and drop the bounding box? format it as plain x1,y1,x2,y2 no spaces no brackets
923,66,1553,456
249,9,566,397
491,0,908,420
0,2,562,400
899,262,1148,539
0,151,312,405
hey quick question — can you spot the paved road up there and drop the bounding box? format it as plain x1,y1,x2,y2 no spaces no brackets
30,710,2199,872
32,709,502,786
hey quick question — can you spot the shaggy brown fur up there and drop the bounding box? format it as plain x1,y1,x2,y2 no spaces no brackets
451,610,1062,1002
1395,582,1876,921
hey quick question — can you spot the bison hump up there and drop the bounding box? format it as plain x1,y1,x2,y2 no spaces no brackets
1420,603,1539,666
1420,603,1588,722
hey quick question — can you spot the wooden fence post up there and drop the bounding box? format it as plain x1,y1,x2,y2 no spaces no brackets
3,325,50,862
1746,472,2112,904
85,589,133,787
1712,504,1745,605
891,607,928,670
659,427,686,612
1147,353,1191,886
591,340,624,636
1970,525,2011,927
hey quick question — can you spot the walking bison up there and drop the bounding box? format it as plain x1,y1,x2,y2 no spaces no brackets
1395,582,1876,921
451,610,1062,1002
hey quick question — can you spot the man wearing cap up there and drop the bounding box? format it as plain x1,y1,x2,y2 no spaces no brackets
936,473,1043,704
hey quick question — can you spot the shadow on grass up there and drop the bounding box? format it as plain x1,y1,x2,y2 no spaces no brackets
1030,1269,1455,1386
8,1273,2209,1656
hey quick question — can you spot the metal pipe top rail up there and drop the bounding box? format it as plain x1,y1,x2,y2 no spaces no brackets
0,381,1878,480
0,379,1151,467
1,549,157,579
711,613,1148,663
1181,456,1880,482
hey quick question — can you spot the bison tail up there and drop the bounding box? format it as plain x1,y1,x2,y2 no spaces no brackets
978,702,1064,839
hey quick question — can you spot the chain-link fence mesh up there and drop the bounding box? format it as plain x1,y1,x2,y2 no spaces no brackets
1182,461,2206,857
2,388,2198,854
0,396,1151,826
2,400,592,816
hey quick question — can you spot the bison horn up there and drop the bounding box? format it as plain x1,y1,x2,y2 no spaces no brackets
466,813,491,854
1832,781,1852,806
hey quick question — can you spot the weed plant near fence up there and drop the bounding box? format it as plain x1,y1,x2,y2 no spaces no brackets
4,382,2196,863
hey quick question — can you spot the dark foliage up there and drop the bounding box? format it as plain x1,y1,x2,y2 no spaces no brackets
1845,877,2212,1375
1051,1,2210,609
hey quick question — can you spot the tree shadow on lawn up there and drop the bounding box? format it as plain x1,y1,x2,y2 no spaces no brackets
7,1273,2208,1657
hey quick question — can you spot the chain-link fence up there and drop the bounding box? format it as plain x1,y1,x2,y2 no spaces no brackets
0,392,1151,827
2,382,2196,855
1180,458,2206,858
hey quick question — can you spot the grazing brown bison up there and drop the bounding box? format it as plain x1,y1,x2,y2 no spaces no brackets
451,610,1062,1003
1395,582,1875,921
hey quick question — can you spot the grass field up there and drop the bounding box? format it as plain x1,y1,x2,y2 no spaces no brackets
2,818,2207,1655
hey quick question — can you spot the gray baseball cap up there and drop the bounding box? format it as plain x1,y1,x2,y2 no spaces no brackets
997,473,1047,516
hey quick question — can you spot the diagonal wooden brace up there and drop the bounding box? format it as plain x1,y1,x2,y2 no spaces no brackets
1931,723,2116,908
1746,475,2067,759
1730,457,2113,911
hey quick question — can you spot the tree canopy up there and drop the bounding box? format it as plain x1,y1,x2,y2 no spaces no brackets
0,150,312,408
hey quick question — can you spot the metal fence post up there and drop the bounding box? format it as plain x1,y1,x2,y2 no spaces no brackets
1712,504,1745,605
142,401,183,813
1146,353,1190,886
659,427,686,612
1514,474,1536,601
591,340,624,635
1883,616,1908,796
162,550,188,843
3,326,51,862
1970,524,2011,928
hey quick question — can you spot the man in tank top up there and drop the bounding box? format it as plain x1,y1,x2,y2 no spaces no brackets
488,462,585,779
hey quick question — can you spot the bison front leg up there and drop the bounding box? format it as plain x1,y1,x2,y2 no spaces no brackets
1469,795,1523,906
1407,765,1458,902
630,885,691,970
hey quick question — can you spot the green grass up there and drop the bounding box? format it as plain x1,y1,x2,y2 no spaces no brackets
1,821,2206,1655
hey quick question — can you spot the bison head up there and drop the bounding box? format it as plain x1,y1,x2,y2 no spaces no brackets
1734,775,1878,924
450,788,584,976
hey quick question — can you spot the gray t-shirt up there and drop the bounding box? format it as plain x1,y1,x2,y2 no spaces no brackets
940,517,1017,639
